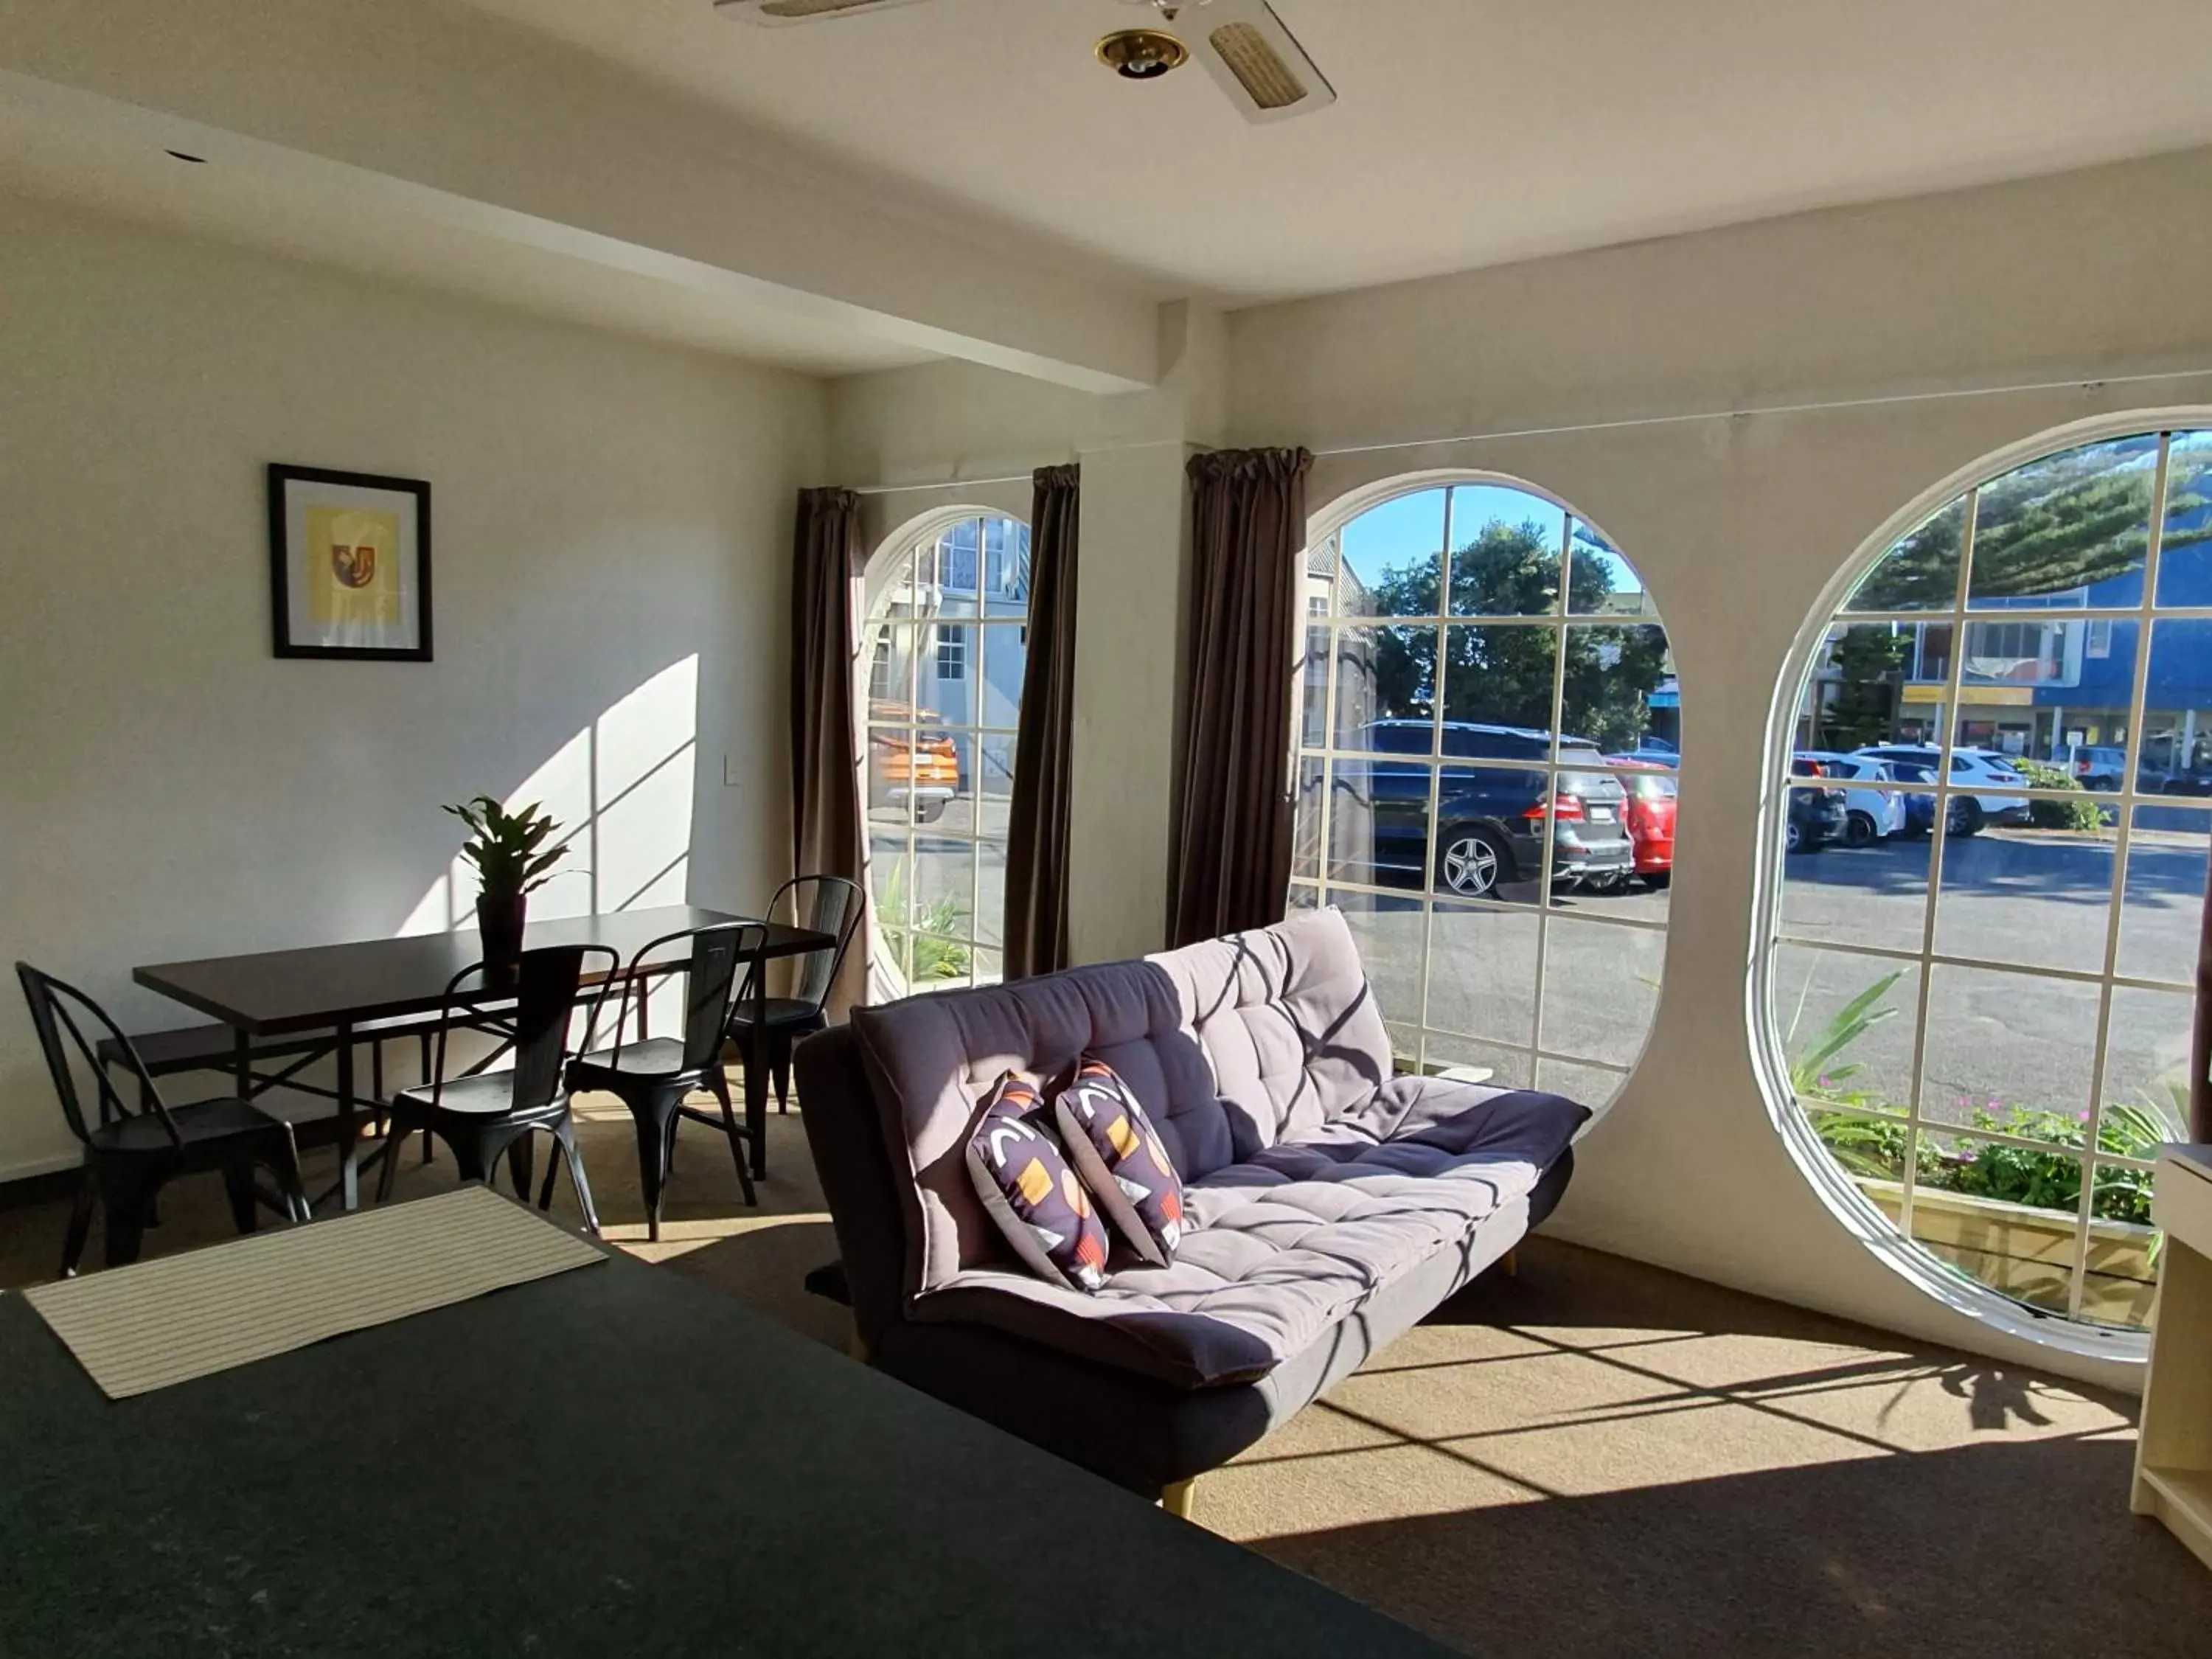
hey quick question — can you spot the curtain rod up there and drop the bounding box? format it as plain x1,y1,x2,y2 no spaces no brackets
842,366,2212,493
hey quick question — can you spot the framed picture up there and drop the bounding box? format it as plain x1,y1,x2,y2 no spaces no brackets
267,464,432,661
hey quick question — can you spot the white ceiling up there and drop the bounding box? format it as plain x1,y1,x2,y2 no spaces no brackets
0,70,937,376
456,0,2212,305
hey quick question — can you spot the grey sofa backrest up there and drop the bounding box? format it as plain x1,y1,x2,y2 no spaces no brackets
847,906,1389,1298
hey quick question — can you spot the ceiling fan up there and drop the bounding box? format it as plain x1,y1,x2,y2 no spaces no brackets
712,0,1336,126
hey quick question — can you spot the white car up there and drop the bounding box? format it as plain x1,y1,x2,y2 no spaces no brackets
1854,745,2032,835
1794,751,1907,847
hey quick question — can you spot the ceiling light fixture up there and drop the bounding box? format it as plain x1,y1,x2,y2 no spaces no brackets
1094,27,1189,80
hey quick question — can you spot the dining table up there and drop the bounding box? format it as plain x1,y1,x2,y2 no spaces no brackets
133,905,835,1210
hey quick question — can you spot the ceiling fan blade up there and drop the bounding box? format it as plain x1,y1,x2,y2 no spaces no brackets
714,0,934,24
1189,1,1336,125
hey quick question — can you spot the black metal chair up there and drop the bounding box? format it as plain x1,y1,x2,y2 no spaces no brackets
15,962,309,1276
728,874,862,1114
566,922,765,1239
375,945,615,1233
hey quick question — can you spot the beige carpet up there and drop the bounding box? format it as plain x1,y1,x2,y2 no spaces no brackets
7,1085,2211,1658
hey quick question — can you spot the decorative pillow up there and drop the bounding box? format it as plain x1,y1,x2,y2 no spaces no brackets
963,1072,1110,1293
1051,1056,1186,1267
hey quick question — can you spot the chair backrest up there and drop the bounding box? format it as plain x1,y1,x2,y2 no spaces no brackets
608,922,766,1074
770,875,863,1013
14,962,180,1149
430,944,619,1114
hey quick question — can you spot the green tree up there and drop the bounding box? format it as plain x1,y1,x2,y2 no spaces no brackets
1820,625,1906,748
1360,519,1666,751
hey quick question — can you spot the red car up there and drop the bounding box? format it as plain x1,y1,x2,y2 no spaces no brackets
1604,759,1677,889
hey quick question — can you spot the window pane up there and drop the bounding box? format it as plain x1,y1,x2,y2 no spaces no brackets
1338,489,1444,616
1560,623,1671,756
869,622,919,714
1903,1129,2082,1316
1567,519,1654,617
1933,802,2115,973
1427,1035,1532,1091
1286,880,1321,913
1334,891,1426,1028
926,623,978,726
1842,499,1964,613
864,727,918,827
1441,623,1558,732
913,730,969,832
1291,757,1325,882
1777,799,1929,950
970,947,1005,991
869,833,911,981
1540,917,1663,1067
1797,623,1916,750
1333,624,1437,748
912,830,974,942
2143,618,2212,791
1298,625,1329,748
931,519,981,616
1967,434,2158,611
1425,903,1539,1046
975,734,1015,838
1919,965,2098,1135
2118,804,2208,986
1328,759,1432,889
1447,484,1565,617
1775,946,1921,1116
1950,621,2137,772
2155,429,2212,608
1432,768,1543,905
2102,985,2194,1138
981,516,1026,610
975,838,1007,949
981,624,1026,729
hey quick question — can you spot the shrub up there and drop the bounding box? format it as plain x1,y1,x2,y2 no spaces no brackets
2007,756,2103,832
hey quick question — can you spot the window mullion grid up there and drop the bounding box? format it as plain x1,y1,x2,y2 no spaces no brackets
1414,494,1456,1074
2065,432,2172,1319
1898,484,1980,1239
1528,513,1574,1087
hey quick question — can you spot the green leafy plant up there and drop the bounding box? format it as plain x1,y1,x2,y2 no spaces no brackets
442,796,570,901
1785,967,1903,1098
875,863,972,981
2005,756,2103,832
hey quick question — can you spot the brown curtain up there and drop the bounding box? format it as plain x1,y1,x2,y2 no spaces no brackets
2194,869,2212,1140
1167,447,1312,948
789,486,867,1020
1004,466,1080,979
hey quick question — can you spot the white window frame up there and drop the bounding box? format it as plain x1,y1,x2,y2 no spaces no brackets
859,507,1030,1004
1755,408,2212,1363
1290,469,1673,1116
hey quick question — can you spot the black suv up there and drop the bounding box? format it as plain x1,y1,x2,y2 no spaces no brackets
1330,720,1635,898
1786,757,1851,852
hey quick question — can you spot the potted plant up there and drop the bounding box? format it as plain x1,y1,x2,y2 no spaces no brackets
442,796,571,964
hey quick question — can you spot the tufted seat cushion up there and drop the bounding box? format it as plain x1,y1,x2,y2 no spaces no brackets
914,1073,1585,1387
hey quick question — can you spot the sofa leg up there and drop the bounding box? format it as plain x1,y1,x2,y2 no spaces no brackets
1159,1478,1197,1521
1503,1248,1518,1278
845,1322,869,1365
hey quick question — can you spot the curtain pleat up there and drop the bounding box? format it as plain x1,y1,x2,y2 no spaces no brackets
1004,466,1081,980
789,486,867,1020
1167,447,1312,948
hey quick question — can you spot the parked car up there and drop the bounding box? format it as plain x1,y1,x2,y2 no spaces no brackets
1335,720,1635,898
1621,736,1680,768
1794,751,1906,847
1785,779,1850,852
1882,759,1957,838
1604,758,1677,887
2054,742,2129,791
866,699,956,822
1854,744,2030,835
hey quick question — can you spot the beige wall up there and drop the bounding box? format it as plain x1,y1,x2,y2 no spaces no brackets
0,193,825,1179
825,147,2212,1388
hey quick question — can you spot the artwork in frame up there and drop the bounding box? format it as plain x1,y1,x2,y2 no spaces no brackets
268,464,433,661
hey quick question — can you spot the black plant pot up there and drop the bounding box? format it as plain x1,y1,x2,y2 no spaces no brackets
477,893,527,966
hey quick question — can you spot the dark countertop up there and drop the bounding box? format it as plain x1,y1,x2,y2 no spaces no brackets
0,1222,1453,1657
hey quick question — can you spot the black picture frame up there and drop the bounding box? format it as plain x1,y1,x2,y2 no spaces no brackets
267,463,434,661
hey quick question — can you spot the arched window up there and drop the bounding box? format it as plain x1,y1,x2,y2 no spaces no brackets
1292,476,1678,1108
1767,422,2212,1342
862,510,1030,1001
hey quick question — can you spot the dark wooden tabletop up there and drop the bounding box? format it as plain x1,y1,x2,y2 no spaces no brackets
0,1215,1450,1658
134,905,835,1035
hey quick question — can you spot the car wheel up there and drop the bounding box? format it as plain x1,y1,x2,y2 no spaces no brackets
1844,810,1877,849
1641,871,1671,891
1785,819,1804,853
1438,828,1509,897
1952,799,1983,837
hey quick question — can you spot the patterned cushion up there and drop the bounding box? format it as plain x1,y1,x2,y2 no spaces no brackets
1053,1056,1186,1267
962,1073,1109,1293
